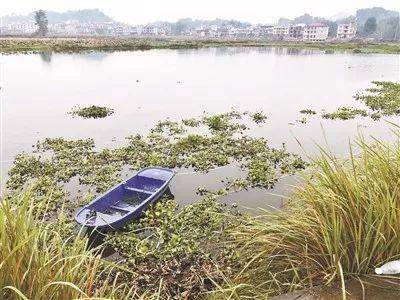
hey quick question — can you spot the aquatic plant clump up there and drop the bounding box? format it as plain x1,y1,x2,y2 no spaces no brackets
251,111,268,124
321,106,368,120
7,111,305,198
299,109,317,115
69,105,114,119
355,81,400,116
104,196,243,297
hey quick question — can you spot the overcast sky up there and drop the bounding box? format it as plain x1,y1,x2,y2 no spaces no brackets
1,0,399,24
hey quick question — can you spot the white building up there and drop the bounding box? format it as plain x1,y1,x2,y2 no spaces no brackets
4,21,36,34
273,25,289,37
337,23,357,39
303,23,329,42
253,25,274,37
142,25,158,36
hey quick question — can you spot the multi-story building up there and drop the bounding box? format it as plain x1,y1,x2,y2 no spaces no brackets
3,21,36,35
273,25,289,37
303,23,329,42
289,24,305,39
337,23,357,39
142,25,158,36
254,25,274,37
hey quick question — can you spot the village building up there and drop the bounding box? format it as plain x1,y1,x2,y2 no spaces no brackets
289,24,305,39
273,25,290,38
303,23,329,42
337,23,357,39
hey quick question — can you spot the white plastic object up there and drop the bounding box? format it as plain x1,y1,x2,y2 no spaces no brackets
375,260,400,275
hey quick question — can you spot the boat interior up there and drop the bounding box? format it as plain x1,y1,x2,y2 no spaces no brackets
77,174,167,226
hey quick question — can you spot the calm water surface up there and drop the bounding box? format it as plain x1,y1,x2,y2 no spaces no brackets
1,47,399,209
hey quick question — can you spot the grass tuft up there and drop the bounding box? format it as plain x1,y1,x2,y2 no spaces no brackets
220,134,400,297
0,189,136,299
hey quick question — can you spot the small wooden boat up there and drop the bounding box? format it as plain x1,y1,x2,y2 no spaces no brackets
75,167,175,229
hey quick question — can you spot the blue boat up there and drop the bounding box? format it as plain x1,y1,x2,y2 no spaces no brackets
75,167,175,229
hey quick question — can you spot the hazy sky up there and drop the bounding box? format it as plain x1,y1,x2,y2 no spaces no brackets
1,0,399,24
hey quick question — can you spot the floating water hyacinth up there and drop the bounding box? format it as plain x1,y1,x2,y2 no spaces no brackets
69,105,114,119
321,106,368,120
5,110,307,299
355,81,400,116
299,109,317,115
7,110,306,214
250,111,268,124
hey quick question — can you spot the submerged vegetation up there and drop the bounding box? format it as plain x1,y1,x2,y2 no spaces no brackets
69,105,114,119
1,37,400,54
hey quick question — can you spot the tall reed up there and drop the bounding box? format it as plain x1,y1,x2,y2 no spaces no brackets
0,189,137,299
225,136,400,297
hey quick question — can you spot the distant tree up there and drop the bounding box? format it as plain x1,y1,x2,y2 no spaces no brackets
364,17,377,34
293,14,314,24
327,21,338,37
379,16,400,40
34,10,48,36
277,18,291,25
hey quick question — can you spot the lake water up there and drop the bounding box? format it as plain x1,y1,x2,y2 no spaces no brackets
1,47,399,209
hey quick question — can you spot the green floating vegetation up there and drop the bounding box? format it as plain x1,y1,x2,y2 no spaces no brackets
69,105,114,119
105,195,243,297
321,106,368,120
5,110,306,297
214,135,400,298
250,111,268,124
295,81,399,122
7,110,305,213
296,117,307,124
6,134,400,298
355,81,400,116
299,109,317,115
370,111,382,121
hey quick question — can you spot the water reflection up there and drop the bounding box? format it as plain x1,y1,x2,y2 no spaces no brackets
175,46,322,57
37,47,327,64
38,51,110,64
73,52,110,61
39,51,52,63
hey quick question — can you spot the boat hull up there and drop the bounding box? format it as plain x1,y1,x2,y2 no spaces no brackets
74,167,174,230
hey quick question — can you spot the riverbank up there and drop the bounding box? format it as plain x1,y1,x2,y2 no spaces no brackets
1,37,400,54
